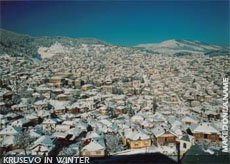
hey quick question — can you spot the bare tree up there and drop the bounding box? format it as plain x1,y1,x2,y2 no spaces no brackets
152,97,158,114
105,134,124,154
58,147,76,156
15,130,34,155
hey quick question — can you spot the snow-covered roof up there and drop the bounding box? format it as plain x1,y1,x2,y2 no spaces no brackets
42,118,58,124
11,118,28,126
49,100,70,110
182,116,198,123
34,100,47,106
124,129,150,140
99,119,113,127
0,126,21,135
52,132,68,138
25,113,38,120
152,126,165,138
62,120,75,126
131,115,144,123
85,131,101,140
2,135,15,146
81,140,105,151
171,120,182,128
67,127,84,137
192,122,220,134
37,110,50,117
32,135,54,148
29,129,42,138
152,112,166,122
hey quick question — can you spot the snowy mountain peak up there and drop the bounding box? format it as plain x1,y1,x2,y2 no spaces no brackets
136,39,228,55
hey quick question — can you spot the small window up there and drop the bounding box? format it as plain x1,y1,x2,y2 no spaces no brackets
134,143,139,146
183,143,187,149
145,141,149,144
96,151,101,154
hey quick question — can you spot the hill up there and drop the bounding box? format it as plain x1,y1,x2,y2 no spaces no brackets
136,39,229,56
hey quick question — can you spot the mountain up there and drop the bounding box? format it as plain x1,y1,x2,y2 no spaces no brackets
0,29,229,58
0,28,107,59
136,39,229,56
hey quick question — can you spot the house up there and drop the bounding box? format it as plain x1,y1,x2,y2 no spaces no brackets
0,102,6,111
42,118,59,131
141,119,154,128
84,131,102,141
31,135,55,156
51,88,64,96
55,124,71,132
171,122,184,137
11,118,28,127
131,115,144,124
192,122,221,141
57,94,69,101
67,102,82,114
82,84,94,91
49,100,70,116
5,113,22,121
181,116,198,125
152,112,166,123
177,134,195,157
36,86,51,99
49,76,65,88
152,126,177,145
37,110,50,119
81,139,105,157
29,129,42,139
204,110,220,120
114,106,127,115
1,135,17,150
124,128,151,149
67,127,86,141
74,79,82,89
52,132,68,139
0,125,21,136
0,114,8,129
97,119,118,134
97,105,107,115
2,91,13,101
34,100,48,111
11,103,27,112
25,113,40,124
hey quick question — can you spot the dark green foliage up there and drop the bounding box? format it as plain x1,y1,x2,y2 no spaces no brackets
0,28,108,58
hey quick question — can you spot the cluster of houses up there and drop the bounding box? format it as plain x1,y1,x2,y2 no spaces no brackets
0,42,227,160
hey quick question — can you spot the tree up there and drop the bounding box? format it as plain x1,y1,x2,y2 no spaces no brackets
105,134,124,154
58,146,76,156
127,103,134,118
15,130,34,155
152,97,158,114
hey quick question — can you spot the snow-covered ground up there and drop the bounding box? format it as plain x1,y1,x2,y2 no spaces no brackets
136,39,224,55
38,42,70,58
111,144,177,156
111,146,158,156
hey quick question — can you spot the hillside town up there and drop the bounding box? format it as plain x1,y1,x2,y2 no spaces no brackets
0,41,229,162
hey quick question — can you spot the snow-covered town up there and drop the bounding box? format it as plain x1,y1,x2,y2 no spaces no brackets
0,28,229,163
